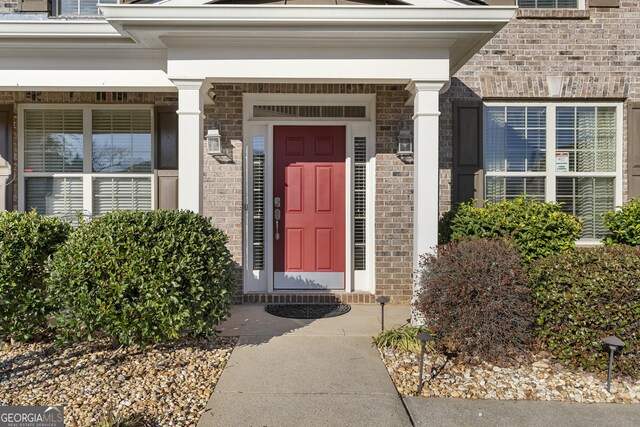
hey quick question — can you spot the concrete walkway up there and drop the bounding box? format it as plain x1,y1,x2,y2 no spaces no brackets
198,304,412,427
198,305,640,427
404,397,640,427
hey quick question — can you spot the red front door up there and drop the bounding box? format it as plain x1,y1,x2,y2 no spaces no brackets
273,126,346,290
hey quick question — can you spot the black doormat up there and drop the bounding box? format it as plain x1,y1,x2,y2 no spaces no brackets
265,303,351,319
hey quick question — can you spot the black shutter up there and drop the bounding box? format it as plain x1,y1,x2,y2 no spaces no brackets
0,105,12,211
452,101,483,207
155,107,179,210
628,103,640,200
156,107,179,170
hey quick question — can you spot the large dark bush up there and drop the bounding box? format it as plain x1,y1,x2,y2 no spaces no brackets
47,210,235,346
602,198,640,246
444,198,582,263
415,238,533,362
0,211,71,341
529,246,640,377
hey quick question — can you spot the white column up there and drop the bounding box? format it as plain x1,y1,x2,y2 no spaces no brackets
173,79,204,213
407,81,446,272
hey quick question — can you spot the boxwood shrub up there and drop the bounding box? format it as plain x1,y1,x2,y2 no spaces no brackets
529,246,640,377
445,197,582,263
415,238,533,362
602,198,640,246
47,210,235,346
0,211,71,341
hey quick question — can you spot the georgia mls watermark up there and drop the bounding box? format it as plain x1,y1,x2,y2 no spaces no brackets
0,406,64,427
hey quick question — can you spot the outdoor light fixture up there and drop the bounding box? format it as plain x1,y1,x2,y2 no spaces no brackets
206,123,223,156
376,296,390,332
397,120,413,156
207,84,217,103
416,331,434,395
602,335,625,392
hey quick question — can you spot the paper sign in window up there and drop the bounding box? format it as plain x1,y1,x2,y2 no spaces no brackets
556,152,570,172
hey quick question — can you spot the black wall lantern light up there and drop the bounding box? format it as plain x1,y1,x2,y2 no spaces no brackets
602,335,625,393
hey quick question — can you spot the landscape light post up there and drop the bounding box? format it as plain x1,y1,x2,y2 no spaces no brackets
416,331,433,395
602,335,625,393
376,296,390,332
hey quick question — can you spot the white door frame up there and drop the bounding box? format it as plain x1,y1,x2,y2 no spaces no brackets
242,93,376,295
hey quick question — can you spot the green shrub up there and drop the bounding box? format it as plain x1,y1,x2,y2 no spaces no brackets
0,211,71,341
373,325,433,354
602,198,640,246
47,210,235,347
445,197,582,263
415,238,533,362
529,246,640,377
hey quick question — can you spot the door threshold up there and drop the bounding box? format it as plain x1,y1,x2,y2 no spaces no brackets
242,292,377,305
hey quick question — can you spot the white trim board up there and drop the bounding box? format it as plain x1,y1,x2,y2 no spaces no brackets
243,93,376,295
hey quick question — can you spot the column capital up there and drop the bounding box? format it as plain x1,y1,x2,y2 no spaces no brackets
173,78,206,116
170,78,205,91
405,80,449,95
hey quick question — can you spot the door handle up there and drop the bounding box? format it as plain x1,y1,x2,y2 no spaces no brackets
274,197,281,240
274,208,281,240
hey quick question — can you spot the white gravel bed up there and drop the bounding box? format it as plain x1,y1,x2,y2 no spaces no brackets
380,348,640,404
1,336,237,426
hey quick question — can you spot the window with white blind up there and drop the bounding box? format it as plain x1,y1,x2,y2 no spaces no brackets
252,136,265,271
56,0,117,16
517,0,580,8
21,106,154,219
484,103,621,241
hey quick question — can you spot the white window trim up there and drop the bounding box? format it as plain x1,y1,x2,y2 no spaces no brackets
18,104,156,216
242,93,376,295
483,101,623,241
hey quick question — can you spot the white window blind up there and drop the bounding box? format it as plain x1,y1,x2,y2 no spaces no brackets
556,107,616,173
486,177,545,203
252,137,265,270
58,0,116,16
92,110,152,173
24,109,83,173
557,177,614,239
354,137,367,271
518,0,578,8
22,106,154,218
485,106,546,173
92,177,152,216
25,177,83,218
484,103,619,240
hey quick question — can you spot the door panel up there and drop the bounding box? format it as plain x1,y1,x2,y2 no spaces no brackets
273,126,346,290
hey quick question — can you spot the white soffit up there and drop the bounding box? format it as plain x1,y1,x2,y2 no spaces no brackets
0,2,515,81
0,21,129,46
100,3,515,74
